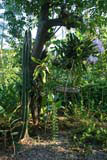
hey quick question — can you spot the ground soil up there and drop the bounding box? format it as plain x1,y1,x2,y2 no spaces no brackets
0,117,107,160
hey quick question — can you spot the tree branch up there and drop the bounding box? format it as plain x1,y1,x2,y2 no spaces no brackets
47,15,83,28
32,3,82,61
47,18,70,27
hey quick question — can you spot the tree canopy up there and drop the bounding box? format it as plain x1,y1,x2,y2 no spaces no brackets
4,0,107,41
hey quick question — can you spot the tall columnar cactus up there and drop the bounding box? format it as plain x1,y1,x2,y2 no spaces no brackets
20,30,32,139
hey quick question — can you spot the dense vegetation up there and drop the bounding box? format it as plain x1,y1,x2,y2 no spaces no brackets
0,0,107,159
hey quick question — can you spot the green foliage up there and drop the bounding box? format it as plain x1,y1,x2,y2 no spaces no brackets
79,53,107,112
62,51,107,148
52,33,98,69
0,50,21,112
70,107,107,147
0,49,21,149
0,104,20,153
4,0,107,46
47,93,62,140
33,56,50,84
48,30,107,147
0,105,5,114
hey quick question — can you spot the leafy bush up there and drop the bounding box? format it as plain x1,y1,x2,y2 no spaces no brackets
0,50,21,113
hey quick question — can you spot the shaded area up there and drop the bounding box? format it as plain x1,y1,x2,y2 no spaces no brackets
0,130,107,160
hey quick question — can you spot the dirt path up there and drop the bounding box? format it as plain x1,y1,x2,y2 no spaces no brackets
0,131,107,160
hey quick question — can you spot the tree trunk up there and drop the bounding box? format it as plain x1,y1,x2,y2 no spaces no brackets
29,76,42,126
29,1,50,126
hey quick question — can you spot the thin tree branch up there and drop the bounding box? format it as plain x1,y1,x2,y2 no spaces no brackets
47,16,82,28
